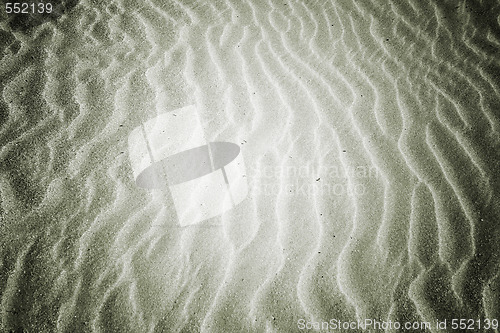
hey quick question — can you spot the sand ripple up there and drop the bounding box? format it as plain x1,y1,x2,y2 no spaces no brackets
1,0,499,332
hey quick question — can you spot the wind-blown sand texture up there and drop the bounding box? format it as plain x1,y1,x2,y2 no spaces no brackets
1,0,500,332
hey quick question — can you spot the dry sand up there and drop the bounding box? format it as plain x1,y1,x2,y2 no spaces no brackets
1,0,499,332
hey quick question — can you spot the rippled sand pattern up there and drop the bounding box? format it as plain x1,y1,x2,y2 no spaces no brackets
1,0,500,332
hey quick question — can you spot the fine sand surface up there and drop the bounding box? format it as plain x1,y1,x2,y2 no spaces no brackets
1,0,500,332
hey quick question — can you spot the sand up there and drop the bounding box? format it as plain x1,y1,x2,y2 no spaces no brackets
1,0,499,332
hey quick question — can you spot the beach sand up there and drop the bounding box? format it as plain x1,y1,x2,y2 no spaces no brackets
1,0,499,332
